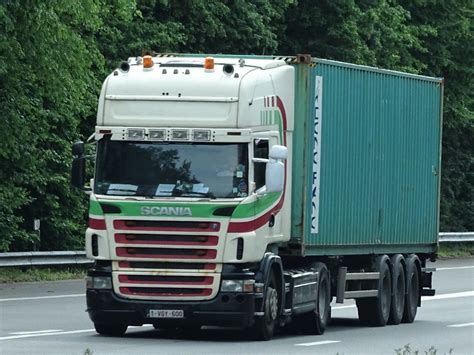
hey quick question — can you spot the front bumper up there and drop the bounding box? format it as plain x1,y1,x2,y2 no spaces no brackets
87,289,256,328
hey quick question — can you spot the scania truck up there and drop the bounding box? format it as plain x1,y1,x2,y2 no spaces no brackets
71,54,443,340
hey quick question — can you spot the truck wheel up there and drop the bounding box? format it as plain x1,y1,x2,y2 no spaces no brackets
356,255,392,326
94,322,127,336
254,273,279,341
298,262,331,335
402,255,420,323
388,254,406,325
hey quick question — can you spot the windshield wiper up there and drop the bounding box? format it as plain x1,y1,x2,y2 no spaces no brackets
182,192,216,199
171,187,215,199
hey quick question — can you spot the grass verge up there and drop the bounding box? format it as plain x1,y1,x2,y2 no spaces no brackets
0,266,87,283
438,242,474,258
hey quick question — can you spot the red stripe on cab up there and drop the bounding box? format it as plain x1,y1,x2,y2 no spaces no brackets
89,218,106,230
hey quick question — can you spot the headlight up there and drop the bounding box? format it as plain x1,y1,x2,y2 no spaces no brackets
86,276,112,289
220,279,254,293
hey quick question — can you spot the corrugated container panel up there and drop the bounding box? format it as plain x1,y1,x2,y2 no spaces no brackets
291,59,443,256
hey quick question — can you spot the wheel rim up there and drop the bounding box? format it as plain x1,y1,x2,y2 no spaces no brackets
410,272,419,312
381,270,391,317
268,288,278,320
319,279,327,320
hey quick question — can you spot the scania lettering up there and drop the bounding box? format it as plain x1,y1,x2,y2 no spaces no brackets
72,54,443,340
141,207,193,217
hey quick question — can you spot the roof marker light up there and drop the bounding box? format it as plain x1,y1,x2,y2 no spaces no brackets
127,128,145,140
172,129,189,140
149,129,166,140
193,130,211,141
143,55,154,69
204,57,215,71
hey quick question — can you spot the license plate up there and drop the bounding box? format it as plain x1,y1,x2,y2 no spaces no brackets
148,309,184,319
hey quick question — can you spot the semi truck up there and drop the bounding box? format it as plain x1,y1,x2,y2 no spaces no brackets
71,54,443,340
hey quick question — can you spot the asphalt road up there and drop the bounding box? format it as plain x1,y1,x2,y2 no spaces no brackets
1,258,473,355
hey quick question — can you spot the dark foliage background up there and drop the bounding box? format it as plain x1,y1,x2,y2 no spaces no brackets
1,0,472,251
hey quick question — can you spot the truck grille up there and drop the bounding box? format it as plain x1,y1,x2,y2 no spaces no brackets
118,275,213,285
116,247,217,259
119,287,213,297
112,218,222,300
113,220,220,232
115,234,218,246
113,271,219,300
118,261,217,271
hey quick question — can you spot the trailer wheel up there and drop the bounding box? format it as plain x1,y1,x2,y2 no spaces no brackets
298,262,331,335
254,272,279,341
94,322,127,336
357,255,392,326
388,254,406,325
402,255,420,323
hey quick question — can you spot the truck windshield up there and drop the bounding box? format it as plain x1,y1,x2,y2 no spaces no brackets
94,137,249,199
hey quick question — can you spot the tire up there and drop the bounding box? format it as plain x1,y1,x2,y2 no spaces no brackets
298,262,331,335
388,254,406,325
253,272,279,341
94,323,127,336
356,255,392,326
402,255,420,323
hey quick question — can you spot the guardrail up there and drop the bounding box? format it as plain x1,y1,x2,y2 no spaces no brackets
0,251,91,267
0,232,472,268
439,232,474,243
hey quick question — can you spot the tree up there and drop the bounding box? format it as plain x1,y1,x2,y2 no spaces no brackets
0,0,135,251
397,0,474,231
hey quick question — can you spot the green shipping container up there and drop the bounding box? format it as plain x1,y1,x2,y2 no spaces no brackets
290,58,443,256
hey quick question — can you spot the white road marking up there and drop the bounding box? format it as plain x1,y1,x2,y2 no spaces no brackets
422,291,474,301
295,340,341,347
0,294,84,302
332,291,474,311
447,322,474,328
0,325,154,341
0,329,95,340
10,330,62,335
437,266,474,271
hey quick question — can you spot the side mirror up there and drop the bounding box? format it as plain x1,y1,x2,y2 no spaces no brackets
71,157,86,189
72,141,85,157
71,141,86,189
269,145,288,160
265,145,287,193
265,160,285,193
